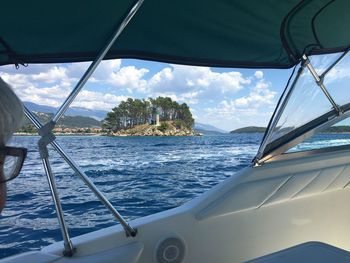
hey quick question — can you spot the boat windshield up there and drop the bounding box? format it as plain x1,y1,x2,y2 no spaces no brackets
258,50,350,162
267,64,332,144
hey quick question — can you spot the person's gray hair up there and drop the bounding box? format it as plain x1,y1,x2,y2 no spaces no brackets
0,77,24,146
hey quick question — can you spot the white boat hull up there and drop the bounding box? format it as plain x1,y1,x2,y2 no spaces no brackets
3,148,350,262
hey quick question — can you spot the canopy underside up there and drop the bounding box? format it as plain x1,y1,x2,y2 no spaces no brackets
0,0,349,68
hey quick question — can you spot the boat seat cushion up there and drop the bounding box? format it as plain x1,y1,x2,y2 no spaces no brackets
246,242,350,263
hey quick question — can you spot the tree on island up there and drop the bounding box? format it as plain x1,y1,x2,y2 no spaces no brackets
103,97,194,132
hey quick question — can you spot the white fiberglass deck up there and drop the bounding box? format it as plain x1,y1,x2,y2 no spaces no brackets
3,147,350,262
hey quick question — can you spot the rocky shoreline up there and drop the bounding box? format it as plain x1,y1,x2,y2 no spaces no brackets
111,130,195,136
109,121,201,136
110,124,196,136
15,122,201,137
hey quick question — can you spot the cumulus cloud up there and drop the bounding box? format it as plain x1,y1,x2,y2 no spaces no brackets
151,90,201,105
254,71,263,79
149,65,250,95
73,90,128,110
0,61,254,110
0,59,279,130
32,66,67,83
0,61,132,111
197,78,277,130
108,66,149,92
233,80,275,109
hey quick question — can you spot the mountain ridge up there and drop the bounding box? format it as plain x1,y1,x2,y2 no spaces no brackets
24,101,108,120
24,102,226,133
194,122,227,133
230,125,350,134
230,126,266,133
18,112,101,134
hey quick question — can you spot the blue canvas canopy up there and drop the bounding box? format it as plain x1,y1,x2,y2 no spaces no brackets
0,0,349,68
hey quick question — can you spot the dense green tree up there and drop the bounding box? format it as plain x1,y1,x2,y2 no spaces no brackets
103,97,194,131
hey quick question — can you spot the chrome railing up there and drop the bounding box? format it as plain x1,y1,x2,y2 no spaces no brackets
23,0,144,256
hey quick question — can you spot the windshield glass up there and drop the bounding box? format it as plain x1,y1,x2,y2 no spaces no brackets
322,52,350,107
288,118,350,153
312,52,345,75
266,63,332,144
262,51,350,157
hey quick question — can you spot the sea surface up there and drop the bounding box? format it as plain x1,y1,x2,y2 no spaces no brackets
1,133,350,259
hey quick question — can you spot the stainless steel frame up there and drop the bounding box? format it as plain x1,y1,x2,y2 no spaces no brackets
321,49,350,78
24,108,137,237
256,51,350,164
255,59,306,163
259,108,350,163
266,143,350,163
304,54,342,115
53,0,144,124
42,157,74,256
22,0,144,256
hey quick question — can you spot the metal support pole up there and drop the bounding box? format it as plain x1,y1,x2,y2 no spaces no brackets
42,157,74,256
36,122,74,256
303,54,342,115
51,141,137,237
254,60,306,164
52,0,144,124
321,49,349,78
24,107,137,237
254,51,350,164
22,0,144,238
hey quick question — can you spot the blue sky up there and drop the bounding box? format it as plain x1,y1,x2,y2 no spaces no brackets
0,59,293,131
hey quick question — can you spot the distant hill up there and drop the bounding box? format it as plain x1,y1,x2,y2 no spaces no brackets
24,101,108,120
323,126,350,133
230,126,266,133
194,122,227,133
23,112,101,128
194,128,227,135
229,125,350,134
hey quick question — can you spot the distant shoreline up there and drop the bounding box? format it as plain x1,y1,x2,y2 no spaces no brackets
15,131,350,137
14,132,102,136
230,125,350,134
14,132,202,137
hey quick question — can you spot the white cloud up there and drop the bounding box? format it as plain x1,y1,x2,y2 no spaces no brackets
90,60,122,80
197,79,277,130
148,65,250,95
0,60,280,130
69,61,149,92
73,90,127,110
108,66,149,92
310,52,350,83
1,72,71,103
32,66,67,83
233,80,275,109
148,67,173,88
1,61,255,112
254,71,263,79
0,62,135,111
151,90,200,105
325,66,350,83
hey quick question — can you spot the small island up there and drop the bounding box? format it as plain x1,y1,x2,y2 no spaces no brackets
230,126,266,133
324,126,350,133
17,97,197,137
103,97,195,136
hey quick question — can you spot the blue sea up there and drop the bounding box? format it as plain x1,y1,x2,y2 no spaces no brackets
1,133,350,259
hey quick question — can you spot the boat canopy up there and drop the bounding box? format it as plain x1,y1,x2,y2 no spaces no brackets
0,0,349,68
2,0,349,254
